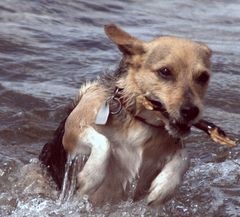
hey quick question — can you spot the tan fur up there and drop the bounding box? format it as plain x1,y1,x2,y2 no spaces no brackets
62,24,212,206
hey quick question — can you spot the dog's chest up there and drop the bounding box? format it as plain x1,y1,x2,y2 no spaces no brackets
108,122,153,183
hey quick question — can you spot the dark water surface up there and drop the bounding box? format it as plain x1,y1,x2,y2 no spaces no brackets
0,0,239,216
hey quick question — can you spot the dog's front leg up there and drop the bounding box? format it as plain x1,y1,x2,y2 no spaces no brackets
147,148,189,206
76,127,111,196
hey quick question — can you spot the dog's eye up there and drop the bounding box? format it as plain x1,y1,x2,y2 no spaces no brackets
157,67,172,79
196,72,210,85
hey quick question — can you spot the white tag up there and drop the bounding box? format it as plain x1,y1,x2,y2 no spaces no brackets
95,101,110,125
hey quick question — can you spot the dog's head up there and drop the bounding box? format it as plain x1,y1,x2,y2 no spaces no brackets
105,24,212,137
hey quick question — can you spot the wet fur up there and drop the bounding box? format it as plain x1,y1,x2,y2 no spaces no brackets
39,106,72,189
40,24,212,206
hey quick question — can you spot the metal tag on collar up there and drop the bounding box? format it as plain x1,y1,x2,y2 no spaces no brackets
95,87,122,125
95,100,110,125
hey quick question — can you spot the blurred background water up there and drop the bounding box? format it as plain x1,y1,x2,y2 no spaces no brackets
0,0,239,216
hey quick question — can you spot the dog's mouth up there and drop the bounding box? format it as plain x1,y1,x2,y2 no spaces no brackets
146,97,192,137
168,120,191,137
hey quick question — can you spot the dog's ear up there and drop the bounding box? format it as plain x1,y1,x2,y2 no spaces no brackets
198,42,212,58
104,24,145,55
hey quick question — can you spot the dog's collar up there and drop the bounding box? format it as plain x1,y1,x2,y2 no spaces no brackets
95,87,165,128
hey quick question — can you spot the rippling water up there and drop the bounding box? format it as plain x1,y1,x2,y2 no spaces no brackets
0,0,239,216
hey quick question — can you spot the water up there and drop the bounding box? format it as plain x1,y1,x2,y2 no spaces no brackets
59,154,88,203
0,0,239,216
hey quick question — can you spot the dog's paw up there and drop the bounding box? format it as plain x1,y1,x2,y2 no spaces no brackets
147,172,180,206
147,149,189,206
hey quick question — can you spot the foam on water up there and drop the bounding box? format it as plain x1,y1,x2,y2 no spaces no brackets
0,156,239,216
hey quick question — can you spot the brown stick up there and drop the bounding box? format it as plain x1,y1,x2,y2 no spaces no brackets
194,119,238,148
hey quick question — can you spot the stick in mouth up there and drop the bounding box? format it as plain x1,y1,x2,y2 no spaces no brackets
138,95,238,148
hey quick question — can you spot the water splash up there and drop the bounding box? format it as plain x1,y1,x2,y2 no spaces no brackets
59,154,88,203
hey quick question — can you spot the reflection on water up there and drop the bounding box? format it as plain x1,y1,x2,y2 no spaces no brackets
0,0,239,216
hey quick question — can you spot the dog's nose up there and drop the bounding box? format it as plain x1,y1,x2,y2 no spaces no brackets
180,104,199,121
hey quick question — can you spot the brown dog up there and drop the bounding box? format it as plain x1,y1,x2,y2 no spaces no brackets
61,24,212,206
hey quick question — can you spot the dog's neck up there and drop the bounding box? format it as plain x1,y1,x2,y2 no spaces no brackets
109,86,165,128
